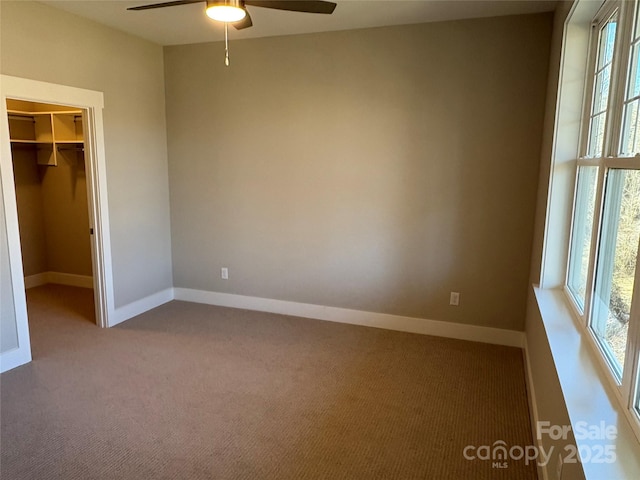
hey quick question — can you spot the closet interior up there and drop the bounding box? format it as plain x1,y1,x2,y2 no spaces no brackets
7,98,94,306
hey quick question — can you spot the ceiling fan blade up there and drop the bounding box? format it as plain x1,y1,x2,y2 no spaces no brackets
127,0,202,11
233,11,253,30
244,1,336,14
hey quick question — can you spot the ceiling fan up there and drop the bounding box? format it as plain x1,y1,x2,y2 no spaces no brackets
128,0,337,65
128,0,337,31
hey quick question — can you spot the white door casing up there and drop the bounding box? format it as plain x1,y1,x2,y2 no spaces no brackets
0,75,114,373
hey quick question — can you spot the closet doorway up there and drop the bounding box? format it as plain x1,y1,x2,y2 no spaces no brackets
1,75,114,375
7,99,98,325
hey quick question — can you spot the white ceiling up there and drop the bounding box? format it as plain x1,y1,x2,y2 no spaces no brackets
43,0,557,46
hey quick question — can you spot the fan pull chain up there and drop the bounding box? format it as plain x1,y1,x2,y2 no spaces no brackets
224,22,230,67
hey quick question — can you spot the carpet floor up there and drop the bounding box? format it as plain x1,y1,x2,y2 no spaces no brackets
1,284,537,479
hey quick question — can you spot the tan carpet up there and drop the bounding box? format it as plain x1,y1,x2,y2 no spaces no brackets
1,284,537,479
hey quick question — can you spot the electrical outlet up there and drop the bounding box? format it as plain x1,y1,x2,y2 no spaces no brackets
221,267,229,280
449,292,460,306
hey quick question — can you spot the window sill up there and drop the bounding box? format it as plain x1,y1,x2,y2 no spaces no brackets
533,286,640,479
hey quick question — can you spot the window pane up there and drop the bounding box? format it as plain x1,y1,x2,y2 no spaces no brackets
628,45,640,99
635,0,640,40
589,113,607,157
621,31,640,154
637,369,640,415
636,366,640,416
601,14,617,65
568,166,599,310
620,2,640,155
594,65,612,115
587,13,618,157
621,98,640,155
591,169,640,379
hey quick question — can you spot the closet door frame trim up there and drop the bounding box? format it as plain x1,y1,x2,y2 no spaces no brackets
0,75,114,370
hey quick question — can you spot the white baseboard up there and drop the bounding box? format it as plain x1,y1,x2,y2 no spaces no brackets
23,273,48,289
173,288,525,348
24,271,93,289
18,280,526,347
47,272,93,288
110,288,175,327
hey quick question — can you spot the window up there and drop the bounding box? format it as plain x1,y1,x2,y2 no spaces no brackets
567,0,640,425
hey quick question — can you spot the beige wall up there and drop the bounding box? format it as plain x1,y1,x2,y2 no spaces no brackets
0,1,173,308
11,148,47,277
164,13,552,331
11,145,92,278
41,150,92,276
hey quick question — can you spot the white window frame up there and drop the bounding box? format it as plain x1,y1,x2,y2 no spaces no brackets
565,0,640,437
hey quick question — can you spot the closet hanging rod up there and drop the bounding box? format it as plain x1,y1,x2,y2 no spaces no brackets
57,145,84,152
10,143,37,149
8,114,35,122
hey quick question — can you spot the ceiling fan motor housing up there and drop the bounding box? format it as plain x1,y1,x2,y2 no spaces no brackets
206,0,245,8
206,0,247,22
